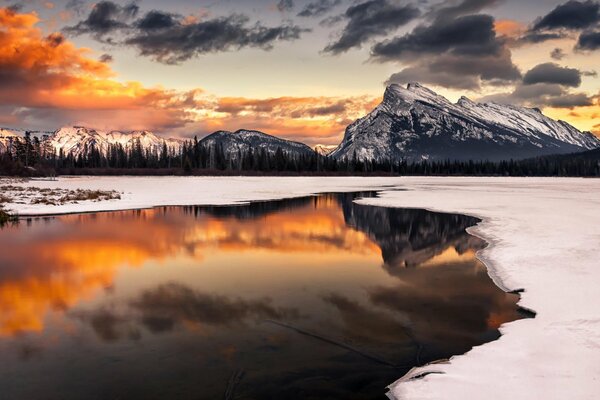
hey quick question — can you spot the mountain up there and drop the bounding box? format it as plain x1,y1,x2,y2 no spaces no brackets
314,145,337,156
49,127,183,157
198,129,315,160
330,83,600,162
0,126,183,157
0,128,53,153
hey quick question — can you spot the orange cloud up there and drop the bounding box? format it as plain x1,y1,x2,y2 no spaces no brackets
188,94,380,145
0,7,191,130
494,19,526,38
544,98,600,137
0,7,378,144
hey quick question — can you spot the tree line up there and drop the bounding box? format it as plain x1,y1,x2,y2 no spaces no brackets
1,133,599,177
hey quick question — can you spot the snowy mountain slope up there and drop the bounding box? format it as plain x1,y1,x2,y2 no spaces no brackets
314,145,337,156
330,83,600,162
49,127,183,157
0,127,53,153
198,129,315,160
0,126,183,157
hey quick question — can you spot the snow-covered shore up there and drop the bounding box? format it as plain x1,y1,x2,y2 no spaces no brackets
4,176,600,399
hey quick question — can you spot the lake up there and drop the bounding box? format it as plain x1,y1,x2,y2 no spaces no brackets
0,193,526,399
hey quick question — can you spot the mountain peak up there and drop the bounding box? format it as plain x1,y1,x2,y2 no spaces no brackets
382,82,453,110
332,84,600,163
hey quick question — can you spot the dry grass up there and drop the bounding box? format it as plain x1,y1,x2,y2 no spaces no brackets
1,185,121,207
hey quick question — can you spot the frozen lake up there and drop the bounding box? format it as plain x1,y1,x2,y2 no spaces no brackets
0,192,525,399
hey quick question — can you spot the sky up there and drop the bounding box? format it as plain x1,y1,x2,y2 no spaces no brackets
0,0,599,146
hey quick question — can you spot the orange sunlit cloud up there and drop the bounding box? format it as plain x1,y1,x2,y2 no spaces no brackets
0,6,379,144
494,19,526,38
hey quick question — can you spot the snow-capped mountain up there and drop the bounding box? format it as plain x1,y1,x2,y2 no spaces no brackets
0,127,53,153
330,83,600,162
314,145,337,156
49,127,183,157
199,129,315,159
0,126,183,157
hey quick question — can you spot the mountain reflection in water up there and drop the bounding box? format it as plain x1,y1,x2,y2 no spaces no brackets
0,193,526,400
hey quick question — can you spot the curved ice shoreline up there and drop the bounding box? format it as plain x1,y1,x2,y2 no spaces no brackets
6,176,600,399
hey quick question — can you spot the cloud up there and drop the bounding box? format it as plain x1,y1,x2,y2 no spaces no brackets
479,82,594,109
426,0,504,20
64,4,310,64
374,14,521,89
532,0,600,31
522,62,582,87
0,7,195,131
576,30,600,50
550,47,566,59
323,0,421,54
134,10,178,30
297,0,342,17
188,94,380,145
99,53,113,63
64,1,138,41
276,0,294,12
125,13,308,64
519,1,600,44
517,31,567,44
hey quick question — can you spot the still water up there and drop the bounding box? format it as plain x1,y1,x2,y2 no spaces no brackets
0,193,526,399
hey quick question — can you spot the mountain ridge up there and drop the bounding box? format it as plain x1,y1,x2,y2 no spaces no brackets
2,83,599,162
330,83,600,162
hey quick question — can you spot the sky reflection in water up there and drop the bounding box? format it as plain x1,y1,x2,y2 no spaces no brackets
0,193,525,399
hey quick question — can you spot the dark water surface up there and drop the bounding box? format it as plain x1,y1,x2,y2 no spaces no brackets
0,193,526,399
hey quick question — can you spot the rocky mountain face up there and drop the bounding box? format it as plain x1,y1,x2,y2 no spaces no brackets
198,129,315,160
330,83,600,162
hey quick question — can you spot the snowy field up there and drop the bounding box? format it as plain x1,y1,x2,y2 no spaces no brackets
3,176,600,399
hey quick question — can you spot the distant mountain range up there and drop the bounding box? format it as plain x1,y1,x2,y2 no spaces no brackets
1,83,599,162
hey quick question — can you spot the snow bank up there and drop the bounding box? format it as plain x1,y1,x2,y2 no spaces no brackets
5,176,600,399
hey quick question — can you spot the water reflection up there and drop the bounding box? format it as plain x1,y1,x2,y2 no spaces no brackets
0,193,526,399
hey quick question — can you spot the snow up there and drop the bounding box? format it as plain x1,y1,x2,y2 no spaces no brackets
333,83,600,162
4,176,600,399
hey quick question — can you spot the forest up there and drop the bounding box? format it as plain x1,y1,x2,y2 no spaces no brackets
1,134,599,177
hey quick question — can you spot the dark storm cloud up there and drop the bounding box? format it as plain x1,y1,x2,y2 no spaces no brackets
426,0,503,20
371,14,501,60
546,93,595,107
478,61,594,109
99,53,114,63
480,82,594,109
64,1,139,39
522,62,582,87
135,10,178,30
576,30,600,49
65,3,310,64
518,31,567,44
550,48,566,60
532,0,600,31
297,0,343,17
126,13,308,64
277,0,294,12
323,0,421,54
373,14,521,89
